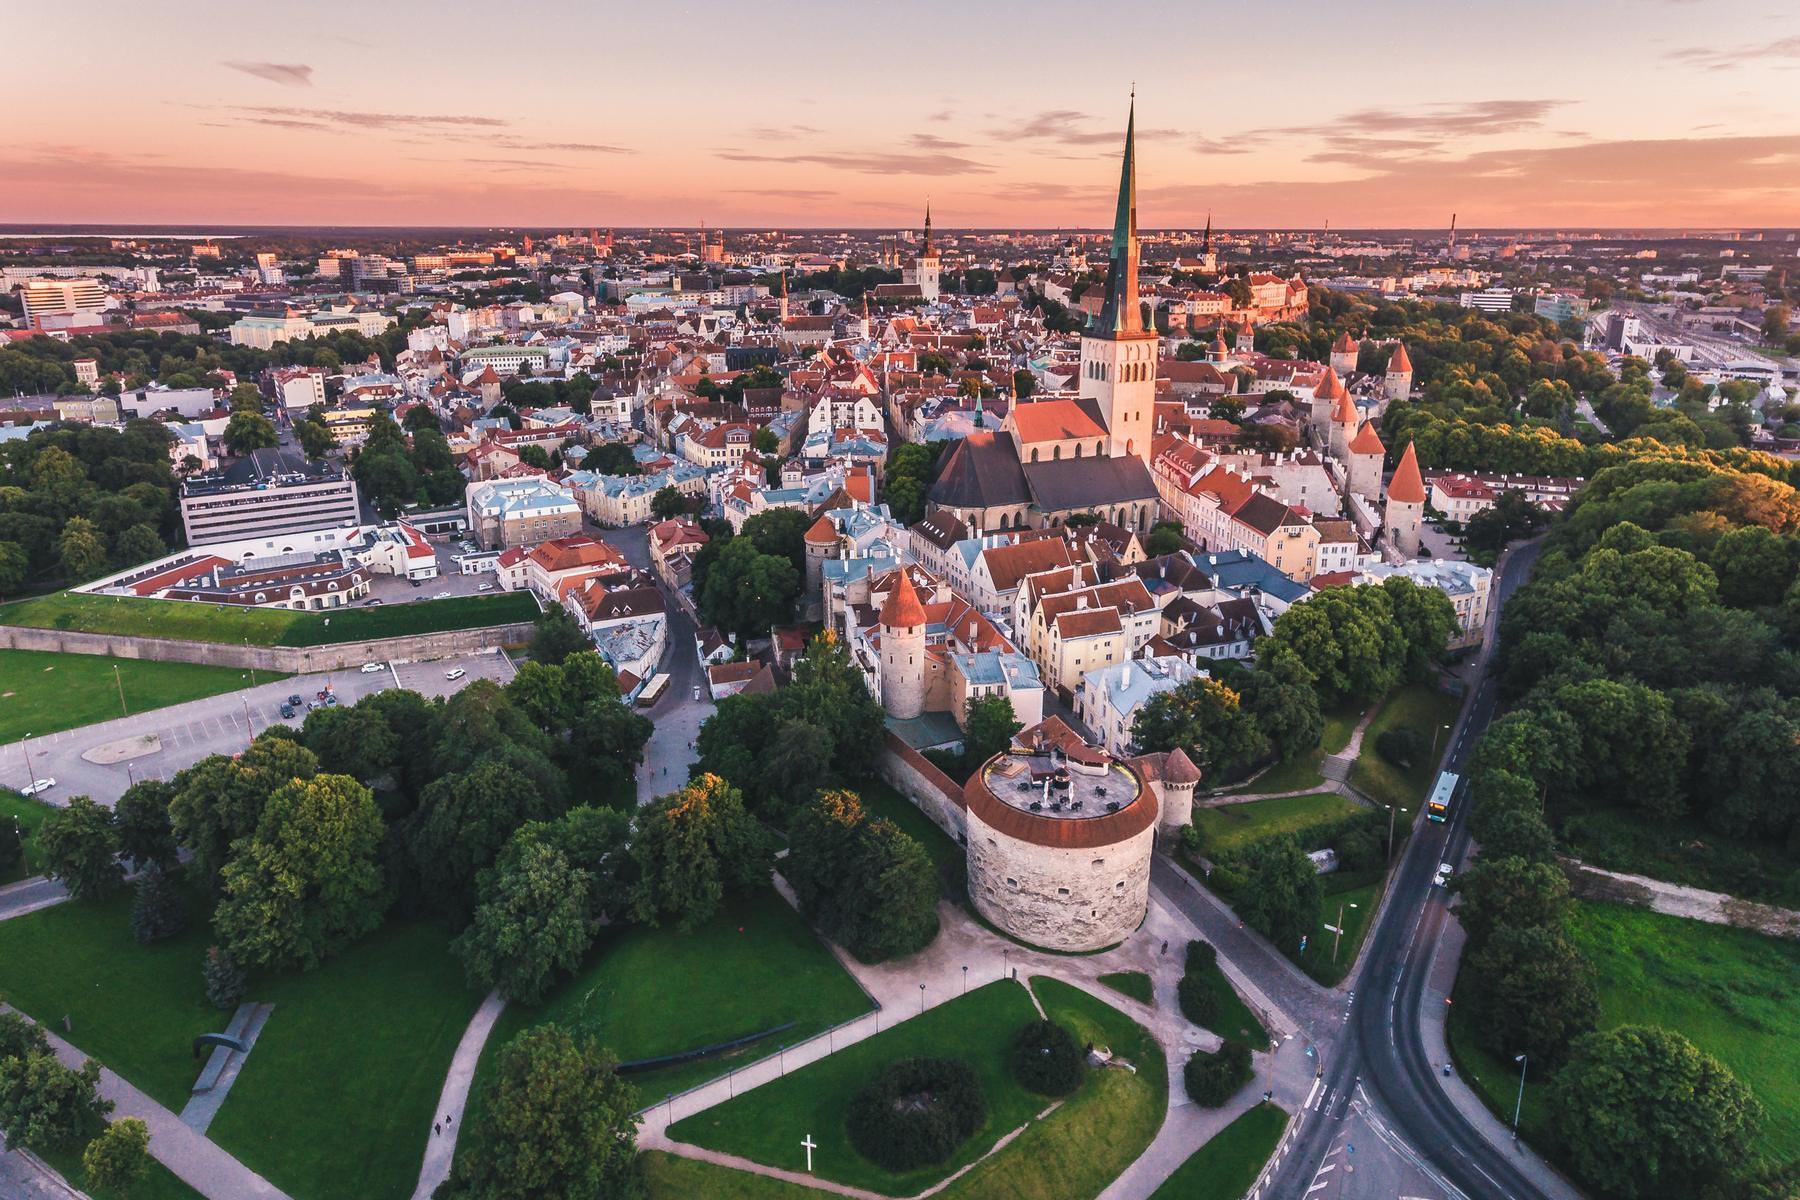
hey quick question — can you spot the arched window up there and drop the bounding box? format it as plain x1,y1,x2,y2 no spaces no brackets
1126,439,1134,456
1053,446,1061,461
1073,443,1082,458
1031,447,1039,462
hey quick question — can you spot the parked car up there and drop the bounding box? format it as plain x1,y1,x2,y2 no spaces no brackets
280,705,296,719
434,590,452,599
445,668,466,681
365,598,383,606
478,583,495,592
411,579,421,588
306,700,319,712
360,662,385,674
693,686,702,701
287,694,302,707
325,694,339,707
20,778,54,795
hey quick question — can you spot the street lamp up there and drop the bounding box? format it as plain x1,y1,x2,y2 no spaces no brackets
919,983,926,1015
245,639,256,688
1386,805,1409,863
1430,724,1449,767
1512,1054,1527,1139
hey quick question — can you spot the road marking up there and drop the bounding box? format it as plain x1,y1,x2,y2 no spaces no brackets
1306,1182,1329,1193
1314,1163,1336,1175
1304,1078,1322,1110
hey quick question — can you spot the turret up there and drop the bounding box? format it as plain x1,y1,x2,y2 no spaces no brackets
1385,440,1427,558
1329,331,1358,377
1384,342,1414,401
1159,746,1202,835
878,570,928,719
1327,385,1359,463
803,514,837,607
1345,419,1386,503
1311,366,1348,449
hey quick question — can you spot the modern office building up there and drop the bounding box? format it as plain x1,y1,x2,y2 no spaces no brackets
178,448,362,546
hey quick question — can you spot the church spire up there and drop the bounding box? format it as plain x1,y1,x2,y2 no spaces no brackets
922,199,932,257
1098,95,1142,335
1203,212,1212,254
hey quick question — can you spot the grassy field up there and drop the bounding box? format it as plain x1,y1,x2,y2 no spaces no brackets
1197,964,1270,1050
207,920,483,1200
1098,971,1154,1006
0,650,290,744
1569,901,1800,1158
38,1138,207,1200
1192,793,1361,856
1222,751,1327,797
667,980,1043,1196
1298,881,1382,988
1350,683,1462,811
0,790,56,884
0,590,538,648
0,875,232,1110
469,888,872,1119
642,1151,822,1200
0,878,484,1200
1147,1102,1288,1200
1557,806,1800,908
940,976,1166,1200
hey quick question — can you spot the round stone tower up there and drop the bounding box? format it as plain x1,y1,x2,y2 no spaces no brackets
1345,419,1386,504
878,569,927,720
1309,366,1348,449
803,513,837,607
1158,747,1202,835
1385,440,1427,559
1384,341,1414,401
1329,330,1359,377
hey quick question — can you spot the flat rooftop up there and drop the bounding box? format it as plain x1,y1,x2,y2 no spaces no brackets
980,749,1143,822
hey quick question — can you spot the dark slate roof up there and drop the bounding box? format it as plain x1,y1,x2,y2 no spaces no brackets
1020,454,1159,515
927,431,1032,509
1231,492,1296,537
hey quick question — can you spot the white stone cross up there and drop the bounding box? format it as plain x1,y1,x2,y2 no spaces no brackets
802,1134,817,1172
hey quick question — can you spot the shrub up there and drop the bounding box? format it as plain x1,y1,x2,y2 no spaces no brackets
203,946,245,1011
1375,726,1428,768
845,1058,987,1173
1177,971,1221,1028
1184,939,1218,974
1010,1021,1085,1097
1183,1040,1254,1107
1336,828,1384,873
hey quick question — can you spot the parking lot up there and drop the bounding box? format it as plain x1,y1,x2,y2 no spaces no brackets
358,541,501,606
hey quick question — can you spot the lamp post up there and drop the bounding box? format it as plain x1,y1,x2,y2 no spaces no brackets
1387,805,1409,863
962,965,968,995
919,983,926,1015
1430,723,1448,767
17,733,32,795
113,663,128,718
245,639,256,688
1512,1054,1527,1140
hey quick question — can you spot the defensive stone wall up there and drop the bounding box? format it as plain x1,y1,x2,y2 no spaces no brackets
877,733,967,844
966,805,1154,953
0,623,537,674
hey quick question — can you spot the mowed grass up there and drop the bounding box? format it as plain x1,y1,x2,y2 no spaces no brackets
0,589,537,648
1197,964,1270,1050
1146,1102,1289,1200
0,790,57,884
0,649,288,743
1569,901,1800,1158
1192,793,1361,856
668,980,1042,1196
0,879,484,1200
1350,683,1462,811
205,919,482,1200
38,1136,207,1200
1299,881,1382,988
941,976,1166,1200
0,875,231,1109
1223,751,1327,797
1098,970,1154,1007
642,1151,822,1200
470,888,872,1116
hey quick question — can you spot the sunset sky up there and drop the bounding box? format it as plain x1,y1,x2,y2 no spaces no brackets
6,0,1799,230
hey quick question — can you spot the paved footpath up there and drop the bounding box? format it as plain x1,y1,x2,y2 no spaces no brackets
0,873,67,921
3,1006,290,1200
411,990,506,1200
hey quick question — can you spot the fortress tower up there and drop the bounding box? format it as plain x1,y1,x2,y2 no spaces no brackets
1386,440,1427,558
878,569,927,720
1384,342,1414,401
1329,331,1358,377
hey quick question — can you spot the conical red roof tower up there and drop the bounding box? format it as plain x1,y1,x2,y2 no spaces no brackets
1387,441,1426,504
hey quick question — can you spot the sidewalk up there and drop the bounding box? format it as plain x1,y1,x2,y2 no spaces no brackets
411,990,507,1200
0,873,67,921
1418,920,1584,1200
4,1005,291,1200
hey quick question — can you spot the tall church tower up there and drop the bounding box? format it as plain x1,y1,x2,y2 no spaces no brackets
1077,100,1158,465
903,203,941,302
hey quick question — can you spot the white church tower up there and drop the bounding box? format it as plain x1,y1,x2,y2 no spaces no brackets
1076,100,1157,465
902,203,941,303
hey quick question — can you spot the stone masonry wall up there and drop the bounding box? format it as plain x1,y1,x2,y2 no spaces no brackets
0,623,538,674
966,808,1154,953
877,734,967,844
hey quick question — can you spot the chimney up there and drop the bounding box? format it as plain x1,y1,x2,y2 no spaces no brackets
1077,595,1088,610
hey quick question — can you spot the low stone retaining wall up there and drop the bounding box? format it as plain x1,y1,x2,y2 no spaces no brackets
1559,856,1800,940
0,623,538,674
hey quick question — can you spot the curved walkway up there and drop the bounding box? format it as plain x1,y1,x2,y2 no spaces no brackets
410,989,507,1200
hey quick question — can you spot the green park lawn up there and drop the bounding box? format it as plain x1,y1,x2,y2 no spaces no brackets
1320,699,1363,756
641,1151,822,1200
1147,1103,1289,1200
0,790,56,884
1299,881,1383,988
1144,1108,1288,1200
1222,751,1327,797
1193,963,1270,1050
665,977,1167,1200
0,879,485,1200
0,590,538,648
0,649,289,744
1098,971,1154,1006
667,980,1044,1196
469,887,873,1117
1350,683,1462,812
1451,900,1800,1168
1192,793,1361,857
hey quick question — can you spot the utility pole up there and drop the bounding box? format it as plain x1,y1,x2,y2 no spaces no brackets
113,664,128,718
1332,901,1345,964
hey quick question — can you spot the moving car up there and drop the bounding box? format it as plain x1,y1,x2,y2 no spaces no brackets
20,779,55,795
1433,862,1455,888
445,668,466,681
360,662,385,674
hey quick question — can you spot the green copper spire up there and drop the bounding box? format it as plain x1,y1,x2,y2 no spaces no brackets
1112,99,1136,256
1102,96,1141,334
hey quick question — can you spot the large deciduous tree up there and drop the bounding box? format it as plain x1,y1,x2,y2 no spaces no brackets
1131,676,1268,772
1228,836,1321,956
38,797,123,901
407,762,559,925
214,774,387,971
629,774,772,932
169,737,320,890
784,791,940,963
451,1025,642,1200
0,1051,112,1151
452,842,594,1005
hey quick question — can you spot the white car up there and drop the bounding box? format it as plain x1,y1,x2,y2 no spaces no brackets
434,591,452,599
20,778,55,795
360,662,385,674
445,668,467,681
478,583,495,592
1434,862,1455,888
